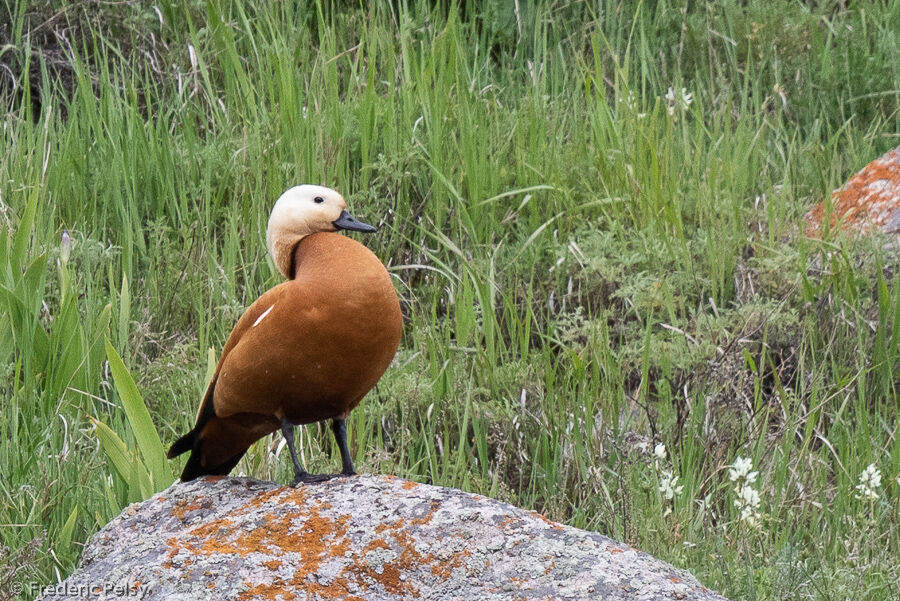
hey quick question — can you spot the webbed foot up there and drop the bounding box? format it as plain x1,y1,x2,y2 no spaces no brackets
289,471,355,486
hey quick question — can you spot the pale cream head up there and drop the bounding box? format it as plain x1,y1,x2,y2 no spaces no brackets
266,185,347,279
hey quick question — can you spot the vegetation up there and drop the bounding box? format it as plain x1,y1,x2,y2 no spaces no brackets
2,1,899,599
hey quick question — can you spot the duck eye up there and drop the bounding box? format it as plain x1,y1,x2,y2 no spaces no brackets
314,196,325,204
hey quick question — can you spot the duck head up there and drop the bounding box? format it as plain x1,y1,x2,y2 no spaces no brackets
267,184,377,279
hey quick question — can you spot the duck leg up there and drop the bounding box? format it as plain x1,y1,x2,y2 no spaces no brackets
280,418,331,485
332,418,357,476
281,418,308,485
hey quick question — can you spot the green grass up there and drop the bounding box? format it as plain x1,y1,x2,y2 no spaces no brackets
1,1,899,599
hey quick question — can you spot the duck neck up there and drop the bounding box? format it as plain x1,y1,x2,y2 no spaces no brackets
270,233,307,280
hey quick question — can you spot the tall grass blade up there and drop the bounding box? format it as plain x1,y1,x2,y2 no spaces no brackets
104,339,173,492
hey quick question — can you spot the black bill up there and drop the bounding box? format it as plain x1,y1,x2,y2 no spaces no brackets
333,210,377,233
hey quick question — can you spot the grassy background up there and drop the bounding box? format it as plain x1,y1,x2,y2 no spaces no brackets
1,0,899,599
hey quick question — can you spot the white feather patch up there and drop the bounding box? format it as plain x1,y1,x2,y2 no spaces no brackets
253,305,275,327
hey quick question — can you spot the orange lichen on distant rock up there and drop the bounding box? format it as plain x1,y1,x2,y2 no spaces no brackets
806,146,900,237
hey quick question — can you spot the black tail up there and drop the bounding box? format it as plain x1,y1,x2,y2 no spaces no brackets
167,429,198,460
167,385,216,460
168,382,236,481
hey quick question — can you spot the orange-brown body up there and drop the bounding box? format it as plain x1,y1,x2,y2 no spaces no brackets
171,232,402,479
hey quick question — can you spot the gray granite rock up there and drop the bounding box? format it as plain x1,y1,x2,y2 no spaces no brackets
39,475,729,600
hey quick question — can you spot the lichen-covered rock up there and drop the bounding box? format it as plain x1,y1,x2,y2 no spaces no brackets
806,146,900,237
41,475,729,600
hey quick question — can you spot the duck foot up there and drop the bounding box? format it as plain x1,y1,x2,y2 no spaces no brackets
289,471,355,486
281,417,358,486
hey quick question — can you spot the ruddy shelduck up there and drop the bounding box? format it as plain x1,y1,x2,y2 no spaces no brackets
168,185,402,484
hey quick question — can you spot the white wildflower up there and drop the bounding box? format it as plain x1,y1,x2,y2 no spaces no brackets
728,456,758,484
855,463,882,500
862,463,882,488
734,484,761,526
729,456,762,527
659,470,684,500
735,484,760,507
665,86,693,116
654,443,667,461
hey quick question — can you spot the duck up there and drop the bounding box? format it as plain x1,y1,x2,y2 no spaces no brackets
167,185,402,484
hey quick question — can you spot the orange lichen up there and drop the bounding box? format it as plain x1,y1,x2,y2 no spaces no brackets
401,480,419,490
238,578,294,601
528,510,564,530
806,146,900,236
181,517,235,553
348,560,413,596
162,486,489,599
346,511,472,595
345,526,422,598
171,496,209,520
410,500,441,526
241,487,305,511
497,516,521,530
288,574,364,601
360,538,391,553
429,548,471,580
